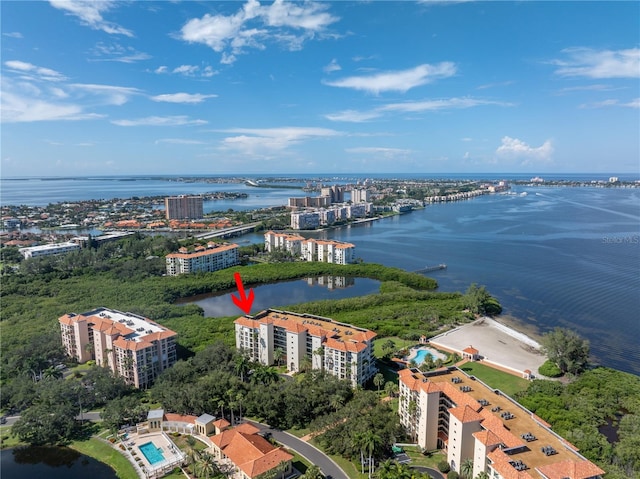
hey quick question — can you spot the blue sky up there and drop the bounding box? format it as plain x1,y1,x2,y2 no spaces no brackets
2,1,639,177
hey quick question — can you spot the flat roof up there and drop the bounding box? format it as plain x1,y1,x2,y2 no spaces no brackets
400,367,604,479
19,241,79,252
238,309,376,345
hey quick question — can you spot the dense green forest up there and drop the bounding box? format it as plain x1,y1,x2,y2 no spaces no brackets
2,234,488,382
516,368,640,479
3,235,638,478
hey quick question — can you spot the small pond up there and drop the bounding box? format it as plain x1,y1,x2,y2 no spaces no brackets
178,276,381,317
1,446,117,479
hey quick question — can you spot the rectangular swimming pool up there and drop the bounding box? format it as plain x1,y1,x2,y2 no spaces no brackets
139,441,165,465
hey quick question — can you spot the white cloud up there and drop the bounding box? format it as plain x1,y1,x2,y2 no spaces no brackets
112,116,208,127
323,63,456,94
155,66,168,74
579,98,640,109
179,0,338,64
263,0,336,30
69,83,140,106
173,65,200,75
0,74,135,123
324,109,382,122
496,136,554,164
326,97,510,122
380,97,510,112
477,80,513,90
218,126,341,154
90,43,151,63
49,0,133,36
323,58,341,74
150,93,217,104
552,47,640,79
3,32,23,39
4,60,67,81
1,78,103,123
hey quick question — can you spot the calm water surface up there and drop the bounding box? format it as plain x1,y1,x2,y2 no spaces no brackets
2,176,638,375
1,446,117,479
179,277,381,317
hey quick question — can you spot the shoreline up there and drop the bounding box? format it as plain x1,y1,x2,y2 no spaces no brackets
429,316,547,376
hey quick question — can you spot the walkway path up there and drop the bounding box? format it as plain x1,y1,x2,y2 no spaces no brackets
248,420,349,479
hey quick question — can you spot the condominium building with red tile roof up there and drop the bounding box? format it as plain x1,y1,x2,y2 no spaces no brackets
165,241,239,275
398,367,604,479
235,309,376,387
59,307,177,388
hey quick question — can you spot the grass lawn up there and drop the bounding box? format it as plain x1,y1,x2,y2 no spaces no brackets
458,362,530,396
287,426,312,439
70,437,138,479
0,426,25,449
402,445,447,469
373,337,415,359
171,433,208,452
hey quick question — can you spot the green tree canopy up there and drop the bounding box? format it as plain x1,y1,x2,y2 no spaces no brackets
541,327,590,375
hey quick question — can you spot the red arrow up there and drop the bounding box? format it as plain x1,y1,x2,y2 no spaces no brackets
231,272,254,315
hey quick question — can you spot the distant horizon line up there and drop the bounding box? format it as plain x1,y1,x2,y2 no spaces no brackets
3,172,638,180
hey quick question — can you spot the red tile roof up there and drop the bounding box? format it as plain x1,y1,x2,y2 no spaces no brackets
211,424,293,479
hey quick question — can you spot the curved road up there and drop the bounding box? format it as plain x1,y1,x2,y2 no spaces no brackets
248,420,348,479
411,466,445,479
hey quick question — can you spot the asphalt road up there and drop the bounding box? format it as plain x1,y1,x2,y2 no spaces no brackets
248,420,349,479
411,466,445,479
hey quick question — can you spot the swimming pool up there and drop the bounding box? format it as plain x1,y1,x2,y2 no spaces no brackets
407,347,446,365
139,441,165,465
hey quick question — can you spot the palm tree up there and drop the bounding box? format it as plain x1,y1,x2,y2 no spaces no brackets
42,366,63,380
460,458,474,479
384,381,398,398
185,436,201,472
301,465,322,479
329,394,345,412
196,451,218,479
475,472,489,479
373,373,385,391
235,353,250,382
376,459,395,479
361,430,381,479
273,347,284,367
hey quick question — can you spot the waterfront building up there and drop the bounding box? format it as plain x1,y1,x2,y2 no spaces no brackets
290,211,320,230
59,307,177,388
264,231,355,264
19,241,80,259
320,185,344,204
164,195,203,220
264,231,305,255
165,242,239,276
287,196,330,208
210,422,293,479
398,367,605,479
351,188,371,203
235,309,377,387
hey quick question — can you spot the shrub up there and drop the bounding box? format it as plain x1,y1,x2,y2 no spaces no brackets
538,359,563,378
108,437,116,443
438,461,451,473
447,472,459,479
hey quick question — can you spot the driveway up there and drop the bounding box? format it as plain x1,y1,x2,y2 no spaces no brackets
410,466,445,479
248,420,348,479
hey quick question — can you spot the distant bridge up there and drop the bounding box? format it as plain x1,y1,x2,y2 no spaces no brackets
415,264,447,274
195,222,261,240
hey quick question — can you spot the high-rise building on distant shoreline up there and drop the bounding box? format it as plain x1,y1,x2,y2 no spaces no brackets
164,195,203,220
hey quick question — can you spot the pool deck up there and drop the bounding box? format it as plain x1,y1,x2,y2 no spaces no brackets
406,345,447,363
429,317,546,377
123,431,185,476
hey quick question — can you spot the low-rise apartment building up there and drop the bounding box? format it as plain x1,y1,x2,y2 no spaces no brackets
19,241,80,259
235,309,377,387
399,367,605,479
59,307,177,388
264,231,355,264
165,242,239,275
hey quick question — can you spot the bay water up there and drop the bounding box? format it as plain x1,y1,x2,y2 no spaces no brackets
2,177,638,375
